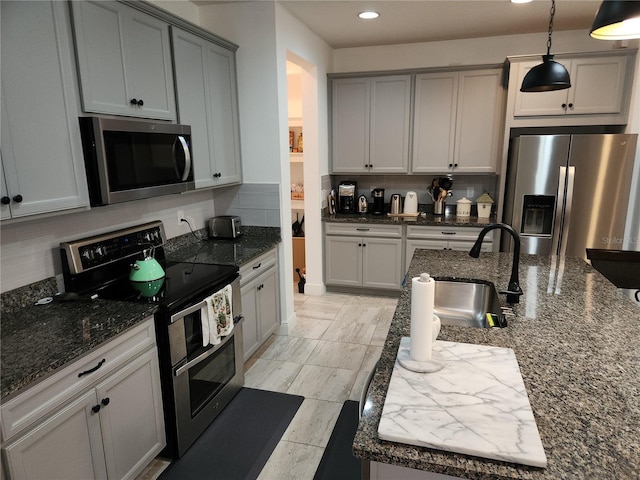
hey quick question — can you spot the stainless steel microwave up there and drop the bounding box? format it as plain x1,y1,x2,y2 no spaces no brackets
79,117,195,206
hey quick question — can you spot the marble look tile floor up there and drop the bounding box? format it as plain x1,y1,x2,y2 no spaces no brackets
135,290,398,480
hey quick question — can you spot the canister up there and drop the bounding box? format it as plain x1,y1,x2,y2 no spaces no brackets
456,197,471,217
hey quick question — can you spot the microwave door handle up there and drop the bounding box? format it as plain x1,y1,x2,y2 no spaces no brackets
175,135,192,181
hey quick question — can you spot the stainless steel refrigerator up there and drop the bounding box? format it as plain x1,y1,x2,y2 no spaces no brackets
503,134,638,260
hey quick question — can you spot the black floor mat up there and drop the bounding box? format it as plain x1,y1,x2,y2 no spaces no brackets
313,400,361,480
159,388,304,480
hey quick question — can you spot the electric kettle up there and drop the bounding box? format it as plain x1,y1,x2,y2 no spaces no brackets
390,194,403,214
129,246,165,283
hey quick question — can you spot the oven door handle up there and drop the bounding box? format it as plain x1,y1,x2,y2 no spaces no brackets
173,316,243,377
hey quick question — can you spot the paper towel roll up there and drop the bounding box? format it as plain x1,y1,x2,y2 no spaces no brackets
410,273,435,361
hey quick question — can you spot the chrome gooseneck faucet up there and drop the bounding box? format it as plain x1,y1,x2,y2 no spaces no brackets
469,223,523,304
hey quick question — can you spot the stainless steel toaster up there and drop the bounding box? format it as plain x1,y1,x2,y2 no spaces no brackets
208,216,242,239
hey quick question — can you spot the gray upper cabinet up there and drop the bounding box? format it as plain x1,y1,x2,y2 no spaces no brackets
172,27,242,188
70,0,176,121
513,56,629,117
331,75,411,174
1,0,89,219
412,69,503,174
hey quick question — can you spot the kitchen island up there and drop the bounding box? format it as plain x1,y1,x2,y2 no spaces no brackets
354,249,639,479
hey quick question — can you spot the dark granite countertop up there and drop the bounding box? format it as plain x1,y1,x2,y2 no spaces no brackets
354,249,639,479
165,226,281,266
0,226,281,401
323,211,496,227
1,296,157,400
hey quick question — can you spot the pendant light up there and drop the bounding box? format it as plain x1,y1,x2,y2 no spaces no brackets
520,0,571,92
590,1,640,40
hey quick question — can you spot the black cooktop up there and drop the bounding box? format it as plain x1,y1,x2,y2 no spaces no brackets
94,261,238,310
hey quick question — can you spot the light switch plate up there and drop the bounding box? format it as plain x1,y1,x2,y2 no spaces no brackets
467,187,474,198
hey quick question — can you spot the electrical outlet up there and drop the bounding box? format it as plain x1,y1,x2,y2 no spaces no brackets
177,210,185,227
467,187,475,199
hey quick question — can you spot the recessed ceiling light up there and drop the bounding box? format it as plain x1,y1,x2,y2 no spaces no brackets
511,0,533,3
358,11,379,20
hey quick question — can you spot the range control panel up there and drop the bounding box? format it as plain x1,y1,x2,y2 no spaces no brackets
61,221,165,274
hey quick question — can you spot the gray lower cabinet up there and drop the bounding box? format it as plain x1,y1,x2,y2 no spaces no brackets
405,226,493,268
172,27,242,189
325,223,403,290
1,0,89,219
0,318,165,480
70,0,176,120
240,249,280,361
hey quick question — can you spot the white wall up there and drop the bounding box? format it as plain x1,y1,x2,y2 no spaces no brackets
333,30,619,72
197,1,332,330
0,191,215,292
199,2,281,184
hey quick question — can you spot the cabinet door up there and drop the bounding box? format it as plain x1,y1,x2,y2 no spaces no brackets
412,73,457,173
125,7,176,120
362,238,403,290
241,280,259,360
172,29,214,188
405,239,449,268
257,267,279,342
568,56,627,115
454,69,502,173
205,41,242,186
513,61,570,116
325,236,363,287
0,161,11,221
71,1,175,120
1,0,89,218
4,390,107,480
173,28,242,188
369,76,411,173
97,349,165,480
331,78,370,173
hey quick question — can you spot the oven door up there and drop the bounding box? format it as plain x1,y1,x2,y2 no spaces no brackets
166,277,244,456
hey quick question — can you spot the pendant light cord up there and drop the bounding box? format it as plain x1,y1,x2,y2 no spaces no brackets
546,0,556,56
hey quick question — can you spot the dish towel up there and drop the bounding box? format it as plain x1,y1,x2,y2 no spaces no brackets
202,284,234,347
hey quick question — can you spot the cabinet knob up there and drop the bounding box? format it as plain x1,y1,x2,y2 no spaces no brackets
1,196,10,205
561,103,567,110
362,243,366,247
567,103,573,109
137,99,144,106
91,404,101,414
213,172,221,178
101,397,110,407
12,195,23,203
454,163,458,168
130,98,144,106
448,163,453,168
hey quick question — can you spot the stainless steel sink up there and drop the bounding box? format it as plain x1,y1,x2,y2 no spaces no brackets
433,278,502,328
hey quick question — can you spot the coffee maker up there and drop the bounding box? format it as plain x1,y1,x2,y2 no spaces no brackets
338,181,357,214
371,188,385,215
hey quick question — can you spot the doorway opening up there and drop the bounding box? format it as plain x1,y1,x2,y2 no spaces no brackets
287,60,306,295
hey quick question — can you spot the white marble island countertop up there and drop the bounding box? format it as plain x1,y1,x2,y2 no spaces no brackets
353,249,640,479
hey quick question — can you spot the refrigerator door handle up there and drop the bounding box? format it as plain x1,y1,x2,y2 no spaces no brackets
552,166,567,256
559,166,576,257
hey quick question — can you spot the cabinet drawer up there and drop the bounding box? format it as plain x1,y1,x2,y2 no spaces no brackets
1,318,156,442
325,222,403,238
240,248,278,286
406,225,492,242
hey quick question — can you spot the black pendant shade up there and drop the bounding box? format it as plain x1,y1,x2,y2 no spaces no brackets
520,54,571,92
590,1,640,40
520,0,571,93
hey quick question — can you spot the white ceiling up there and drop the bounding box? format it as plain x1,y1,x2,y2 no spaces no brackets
196,1,602,49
